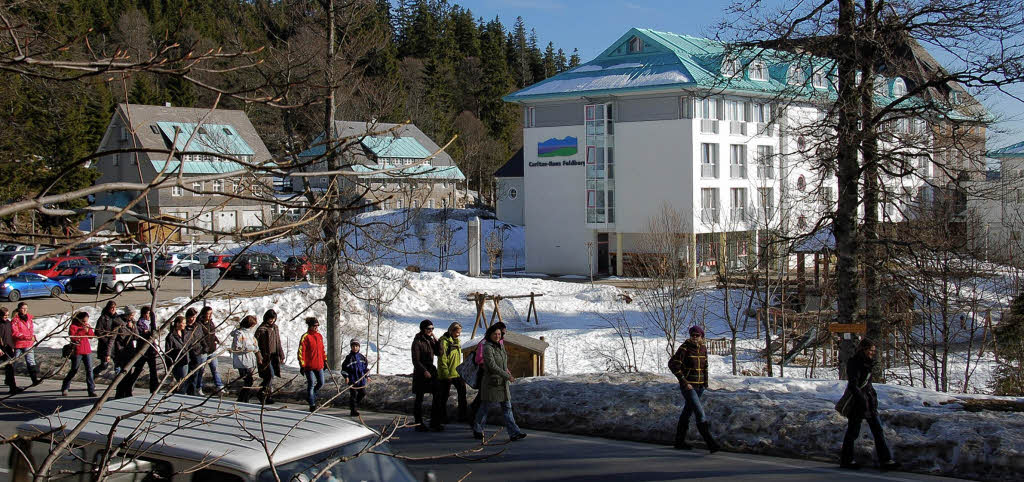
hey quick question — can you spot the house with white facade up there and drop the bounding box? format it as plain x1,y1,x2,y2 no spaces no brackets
972,141,1024,262
503,28,936,277
92,103,278,241
296,121,466,211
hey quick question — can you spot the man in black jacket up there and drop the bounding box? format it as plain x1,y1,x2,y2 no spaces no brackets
839,339,899,470
410,319,440,432
112,308,140,399
0,307,23,394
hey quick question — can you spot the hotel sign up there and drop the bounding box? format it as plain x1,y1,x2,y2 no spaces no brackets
529,159,584,167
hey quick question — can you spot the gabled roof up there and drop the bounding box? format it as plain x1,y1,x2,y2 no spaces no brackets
155,121,255,156
108,103,271,160
989,141,1024,159
360,136,434,159
299,121,454,166
494,148,524,178
462,331,549,354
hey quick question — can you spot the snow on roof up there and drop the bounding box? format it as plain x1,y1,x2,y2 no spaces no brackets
794,227,835,253
989,141,1024,159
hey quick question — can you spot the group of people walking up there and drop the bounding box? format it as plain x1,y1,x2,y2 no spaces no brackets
410,319,527,442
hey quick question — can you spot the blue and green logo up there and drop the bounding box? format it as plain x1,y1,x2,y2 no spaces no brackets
538,136,578,158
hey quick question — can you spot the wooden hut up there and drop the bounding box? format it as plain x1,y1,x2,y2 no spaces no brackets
127,214,183,244
462,331,549,378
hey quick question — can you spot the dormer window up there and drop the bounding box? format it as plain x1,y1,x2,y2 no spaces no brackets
748,61,767,81
892,78,907,97
223,128,233,136
628,36,643,53
197,127,208,135
874,75,887,96
722,58,741,78
812,70,826,89
787,65,805,85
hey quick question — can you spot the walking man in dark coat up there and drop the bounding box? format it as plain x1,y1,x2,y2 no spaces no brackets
839,339,899,470
410,319,440,431
255,309,284,404
92,301,119,376
668,325,719,453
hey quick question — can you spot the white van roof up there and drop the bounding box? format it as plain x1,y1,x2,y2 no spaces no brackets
16,395,375,476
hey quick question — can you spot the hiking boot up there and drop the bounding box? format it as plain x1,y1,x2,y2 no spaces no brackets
696,422,720,453
510,433,527,441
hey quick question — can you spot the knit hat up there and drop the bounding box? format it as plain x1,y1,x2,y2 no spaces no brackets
350,338,360,346
688,325,705,337
419,319,433,330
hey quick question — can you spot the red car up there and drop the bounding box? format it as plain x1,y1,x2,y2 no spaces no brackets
28,256,90,279
284,256,327,280
205,254,232,273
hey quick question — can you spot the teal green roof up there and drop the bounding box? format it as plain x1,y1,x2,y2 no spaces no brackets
156,122,255,156
350,164,465,181
503,28,915,103
151,159,246,174
360,136,433,159
989,141,1024,159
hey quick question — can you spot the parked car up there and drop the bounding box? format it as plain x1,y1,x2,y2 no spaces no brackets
11,395,418,481
284,256,327,281
228,253,283,279
1,272,64,301
71,245,117,264
97,263,151,293
27,256,91,280
205,254,232,273
1,244,33,252
129,253,155,269
235,225,273,241
0,252,34,274
54,265,100,293
156,253,208,274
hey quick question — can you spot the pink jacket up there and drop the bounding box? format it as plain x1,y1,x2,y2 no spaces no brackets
69,322,94,355
474,338,503,365
11,314,34,349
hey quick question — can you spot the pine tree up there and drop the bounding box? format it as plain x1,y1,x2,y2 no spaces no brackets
165,74,197,108
507,16,531,88
993,293,1024,395
404,0,436,58
542,41,556,79
555,48,568,73
527,28,545,84
569,48,581,68
128,74,165,106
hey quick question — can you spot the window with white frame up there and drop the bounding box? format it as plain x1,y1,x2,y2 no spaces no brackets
212,179,223,192
192,181,202,196
396,199,403,209
725,100,749,135
748,61,767,81
796,175,806,191
171,186,183,197
731,188,748,222
756,145,774,178
112,153,119,166
628,36,643,53
412,200,418,209
428,199,435,209
525,107,536,127
696,97,721,134
892,78,907,97
730,144,747,178
701,143,719,178
701,188,719,224
812,70,826,89
759,187,774,216
721,58,741,77
787,65,806,85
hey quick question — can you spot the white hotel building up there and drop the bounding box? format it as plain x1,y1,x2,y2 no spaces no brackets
504,28,930,277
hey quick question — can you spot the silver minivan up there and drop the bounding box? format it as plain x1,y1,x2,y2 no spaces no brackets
8,395,418,481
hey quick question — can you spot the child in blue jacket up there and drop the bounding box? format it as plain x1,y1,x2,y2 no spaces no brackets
342,339,370,416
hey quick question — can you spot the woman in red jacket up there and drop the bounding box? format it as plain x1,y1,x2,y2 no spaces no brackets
10,302,40,386
61,311,96,397
298,317,326,412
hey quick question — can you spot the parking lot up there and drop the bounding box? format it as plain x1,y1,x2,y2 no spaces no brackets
1,275,295,317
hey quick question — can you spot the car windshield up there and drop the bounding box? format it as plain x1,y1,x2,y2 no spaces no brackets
0,254,13,267
256,438,415,482
31,261,55,270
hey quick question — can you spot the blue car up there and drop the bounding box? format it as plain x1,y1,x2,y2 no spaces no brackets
1,272,64,302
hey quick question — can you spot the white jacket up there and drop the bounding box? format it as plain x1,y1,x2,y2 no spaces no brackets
230,327,258,370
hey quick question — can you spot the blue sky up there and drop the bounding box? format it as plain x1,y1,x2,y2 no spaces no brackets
459,0,1024,152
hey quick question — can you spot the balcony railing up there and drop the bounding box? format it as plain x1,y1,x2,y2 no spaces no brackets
701,208,720,224
756,122,774,136
757,165,774,179
729,121,747,136
730,165,747,179
730,207,747,223
701,164,718,178
701,119,719,134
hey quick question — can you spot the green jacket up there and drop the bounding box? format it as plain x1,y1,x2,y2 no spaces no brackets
437,332,462,380
480,340,512,402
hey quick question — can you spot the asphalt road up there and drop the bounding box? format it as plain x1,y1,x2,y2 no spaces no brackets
1,275,294,317
0,380,962,482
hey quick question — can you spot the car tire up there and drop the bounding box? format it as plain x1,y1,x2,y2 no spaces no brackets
7,290,20,302
50,287,62,297
114,282,125,293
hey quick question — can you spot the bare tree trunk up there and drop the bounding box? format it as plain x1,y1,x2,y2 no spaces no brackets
835,0,861,328
860,2,885,381
322,0,343,369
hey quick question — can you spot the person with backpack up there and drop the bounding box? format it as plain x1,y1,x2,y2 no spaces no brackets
92,301,119,376
10,302,40,386
255,309,284,404
839,338,899,470
471,321,526,442
668,325,719,453
192,306,224,395
61,311,96,397
411,319,440,431
230,315,259,403
436,322,467,423
342,339,369,416
0,307,24,395
298,317,326,412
